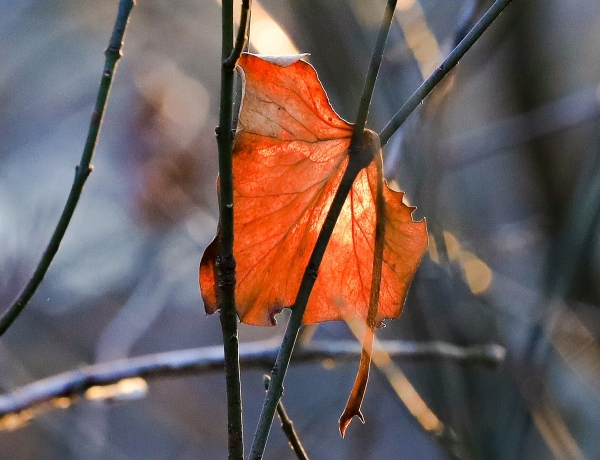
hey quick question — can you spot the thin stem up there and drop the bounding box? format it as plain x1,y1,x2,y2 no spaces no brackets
339,147,386,436
224,0,251,70
0,0,135,336
0,340,504,422
379,0,515,146
217,1,243,458
263,376,309,460
350,0,398,146
250,0,399,455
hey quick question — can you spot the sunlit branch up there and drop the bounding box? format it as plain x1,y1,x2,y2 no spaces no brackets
0,340,504,419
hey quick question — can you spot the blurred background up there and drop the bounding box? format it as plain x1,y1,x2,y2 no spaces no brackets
1,0,600,458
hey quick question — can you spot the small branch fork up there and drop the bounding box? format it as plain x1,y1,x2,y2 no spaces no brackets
0,340,504,419
224,0,251,70
0,0,136,336
263,375,309,460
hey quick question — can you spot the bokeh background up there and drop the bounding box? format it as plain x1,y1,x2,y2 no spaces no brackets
1,0,600,458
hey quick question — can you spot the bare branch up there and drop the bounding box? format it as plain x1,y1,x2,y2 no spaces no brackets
0,340,504,419
0,0,135,335
263,375,309,460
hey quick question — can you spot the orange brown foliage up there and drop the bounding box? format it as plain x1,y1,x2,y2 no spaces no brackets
200,53,427,328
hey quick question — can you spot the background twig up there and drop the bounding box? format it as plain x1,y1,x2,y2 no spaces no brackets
0,0,135,336
378,0,515,146
0,340,504,419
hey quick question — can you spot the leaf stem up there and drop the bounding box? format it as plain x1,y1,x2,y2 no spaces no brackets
263,376,309,460
0,0,135,336
379,0,515,146
217,1,244,459
338,148,386,436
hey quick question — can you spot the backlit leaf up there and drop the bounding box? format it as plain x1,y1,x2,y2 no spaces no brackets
199,53,428,434
200,53,427,327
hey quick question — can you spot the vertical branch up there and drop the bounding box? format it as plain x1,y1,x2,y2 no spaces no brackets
249,1,398,457
350,0,398,146
0,0,135,336
217,1,246,459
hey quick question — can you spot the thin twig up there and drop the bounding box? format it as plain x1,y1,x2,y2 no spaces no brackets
0,0,135,336
0,340,504,418
379,0,515,146
224,0,251,70
263,375,309,460
350,0,398,146
249,2,398,458
216,1,244,458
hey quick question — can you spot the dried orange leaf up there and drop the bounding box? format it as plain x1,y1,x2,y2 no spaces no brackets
199,53,427,329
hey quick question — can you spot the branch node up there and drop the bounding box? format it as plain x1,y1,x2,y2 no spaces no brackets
307,262,318,280
90,110,102,124
104,45,123,59
216,255,236,288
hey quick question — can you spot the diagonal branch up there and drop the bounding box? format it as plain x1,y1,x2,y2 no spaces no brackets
0,340,504,419
0,0,135,336
379,0,515,146
250,2,399,457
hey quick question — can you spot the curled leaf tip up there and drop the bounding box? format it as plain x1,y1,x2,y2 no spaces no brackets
339,408,365,438
268,305,284,326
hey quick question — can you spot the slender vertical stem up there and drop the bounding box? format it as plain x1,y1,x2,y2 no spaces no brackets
0,0,135,336
224,0,251,70
338,147,386,436
379,0,515,146
217,1,244,459
250,1,398,454
350,0,398,147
